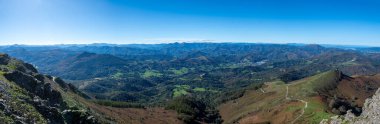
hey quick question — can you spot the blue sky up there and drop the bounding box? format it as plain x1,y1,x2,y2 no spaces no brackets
0,0,380,46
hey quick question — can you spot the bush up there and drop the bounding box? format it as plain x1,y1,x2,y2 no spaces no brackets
166,96,206,123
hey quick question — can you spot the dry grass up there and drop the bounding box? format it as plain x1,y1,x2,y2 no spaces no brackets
218,71,338,124
64,90,182,124
48,75,183,124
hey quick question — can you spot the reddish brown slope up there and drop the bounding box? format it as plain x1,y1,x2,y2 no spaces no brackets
219,70,380,124
319,73,380,115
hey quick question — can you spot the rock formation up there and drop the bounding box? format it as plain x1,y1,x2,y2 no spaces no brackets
321,88,380,124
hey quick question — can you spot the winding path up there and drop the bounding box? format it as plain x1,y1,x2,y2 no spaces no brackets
286,85,308,124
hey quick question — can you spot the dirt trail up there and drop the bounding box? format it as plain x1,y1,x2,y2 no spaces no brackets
286,85,308,124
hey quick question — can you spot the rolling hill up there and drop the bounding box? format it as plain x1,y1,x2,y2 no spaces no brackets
219,70,380,124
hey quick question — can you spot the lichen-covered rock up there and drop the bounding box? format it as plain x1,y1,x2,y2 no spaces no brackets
321,88,380,124
0,54,10,65
63,109,98,124
32,96,65,124
4,71,64,106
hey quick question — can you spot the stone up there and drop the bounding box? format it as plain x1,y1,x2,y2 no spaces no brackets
321,88,380,124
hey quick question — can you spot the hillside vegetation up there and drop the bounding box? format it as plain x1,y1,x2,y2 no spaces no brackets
0,54,99,123
2,43,380,123
0,54,183,124
3,43,380,106
219,70,380,124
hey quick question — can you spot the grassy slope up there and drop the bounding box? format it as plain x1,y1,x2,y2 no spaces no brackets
50,76,183,124
219,70,339,124
75,95,183,124
0,74,47,123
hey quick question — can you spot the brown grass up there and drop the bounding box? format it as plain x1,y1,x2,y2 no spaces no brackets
336,74,380,107
75,95,183,124
219,71,380,124
48,76,183,124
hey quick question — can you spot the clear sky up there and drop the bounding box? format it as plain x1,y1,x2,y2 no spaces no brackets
0,0,380,46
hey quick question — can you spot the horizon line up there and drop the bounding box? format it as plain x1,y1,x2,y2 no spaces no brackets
0,41,379,47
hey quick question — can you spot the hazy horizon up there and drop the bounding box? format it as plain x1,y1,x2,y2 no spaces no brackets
0,41,379,48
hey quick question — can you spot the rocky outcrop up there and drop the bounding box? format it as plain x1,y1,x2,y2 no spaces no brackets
321,88,380,124
4,71,64,106
0,54,98,124
0,54,10,65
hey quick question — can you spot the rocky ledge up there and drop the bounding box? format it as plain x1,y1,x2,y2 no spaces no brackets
321,88,380,124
